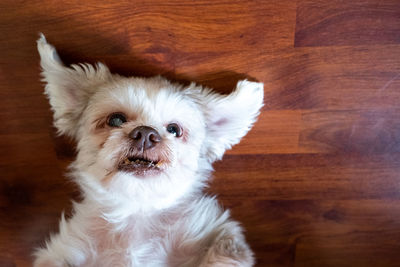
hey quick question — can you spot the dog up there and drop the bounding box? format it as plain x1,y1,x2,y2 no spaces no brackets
34,34,263,267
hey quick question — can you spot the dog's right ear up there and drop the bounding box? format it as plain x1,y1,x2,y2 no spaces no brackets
37,34,112,138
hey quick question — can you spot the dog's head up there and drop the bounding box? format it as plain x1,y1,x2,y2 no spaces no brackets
37,35,263,214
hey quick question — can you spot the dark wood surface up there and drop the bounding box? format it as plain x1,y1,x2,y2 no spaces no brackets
1,0,400,266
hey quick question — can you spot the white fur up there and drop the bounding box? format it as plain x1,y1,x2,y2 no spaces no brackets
34,34,264,267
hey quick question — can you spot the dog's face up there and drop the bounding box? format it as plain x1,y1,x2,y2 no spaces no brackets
37,35,263,213
82,78,206,177
86,78,205,177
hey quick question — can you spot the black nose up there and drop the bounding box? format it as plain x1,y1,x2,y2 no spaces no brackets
129,126,161,151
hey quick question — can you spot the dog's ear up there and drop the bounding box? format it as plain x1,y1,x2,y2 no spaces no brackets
196,80,264,162
37,34,112,138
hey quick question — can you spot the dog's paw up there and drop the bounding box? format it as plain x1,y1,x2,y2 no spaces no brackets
200,235,254,267
201,257,243,267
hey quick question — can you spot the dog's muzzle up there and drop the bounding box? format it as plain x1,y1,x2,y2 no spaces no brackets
118,126,164,177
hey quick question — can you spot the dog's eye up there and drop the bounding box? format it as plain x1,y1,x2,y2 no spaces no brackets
107,113,127,127
166,123,183,137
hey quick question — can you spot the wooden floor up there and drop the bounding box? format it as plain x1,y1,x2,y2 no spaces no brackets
1,0,400,266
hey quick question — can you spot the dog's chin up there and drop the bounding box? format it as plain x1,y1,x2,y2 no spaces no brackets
117,155,165,177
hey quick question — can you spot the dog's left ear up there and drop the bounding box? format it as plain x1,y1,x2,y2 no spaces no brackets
198,80,264,162
37,34,112,138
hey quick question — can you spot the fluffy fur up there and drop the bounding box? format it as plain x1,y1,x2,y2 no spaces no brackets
34,34,264,267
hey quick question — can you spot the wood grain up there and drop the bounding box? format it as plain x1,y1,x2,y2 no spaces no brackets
222,199,400,266
295,0,400,47
1,0,400,266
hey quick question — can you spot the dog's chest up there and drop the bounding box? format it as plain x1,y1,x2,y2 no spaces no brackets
95,230,167,266
83,214,200,267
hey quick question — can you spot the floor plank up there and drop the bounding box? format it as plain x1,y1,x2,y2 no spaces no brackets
212,153,400,200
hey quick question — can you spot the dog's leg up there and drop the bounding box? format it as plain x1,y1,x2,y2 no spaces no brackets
199,220,255,267
33,213,91,267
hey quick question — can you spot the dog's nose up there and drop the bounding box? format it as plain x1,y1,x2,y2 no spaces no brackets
129,126,161,151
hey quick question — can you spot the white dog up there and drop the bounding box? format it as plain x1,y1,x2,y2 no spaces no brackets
34,34,263,267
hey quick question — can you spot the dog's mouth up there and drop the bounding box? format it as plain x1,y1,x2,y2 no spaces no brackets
118,156,163,176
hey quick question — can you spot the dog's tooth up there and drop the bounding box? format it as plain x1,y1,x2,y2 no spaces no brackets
156,161,163,167
124,158,130,165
